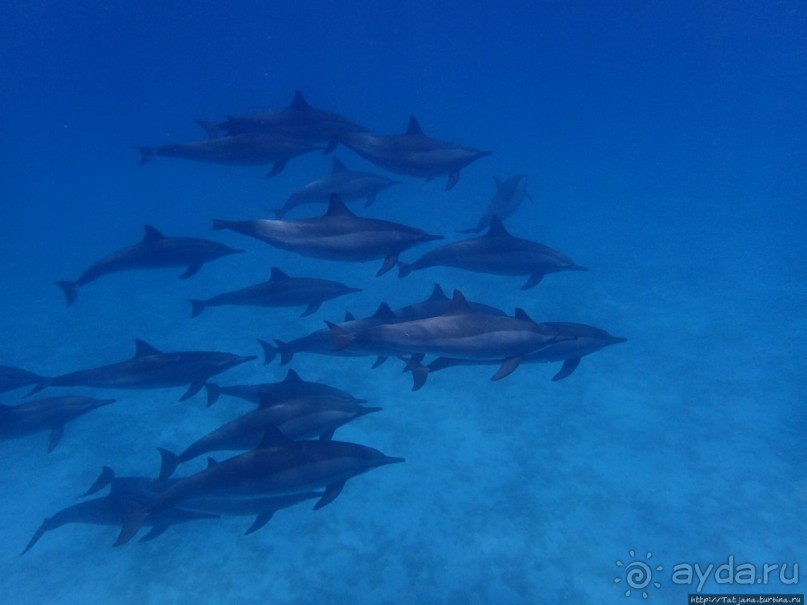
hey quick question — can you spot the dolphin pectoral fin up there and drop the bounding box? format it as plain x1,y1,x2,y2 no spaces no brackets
445,171,460,191
189,299,206,318
370,356,387,369
257,339,279,365
180,264,203,279
521,273,544,290
300,301,321,317
138,525,169,543
204,383,221,407
376,254,399,277
82,466,115,497
397,262,413,278
319,429,335,441
47,425,65,453
20,518,53,556
399,356,429,391
553,357,581,381
55,280,79,307
266,160,287,178
314,481,346,510
491,356,523,381
365,192,377,207
114,508,149,547
245,511,275,535
158,448,181,480
179,380,206,402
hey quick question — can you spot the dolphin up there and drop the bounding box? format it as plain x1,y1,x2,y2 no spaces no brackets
401,322,627,390
0,365,46,394
115,430,404,546
204,369,366,408
189,266,361,319
274,157,402,218
157,396,382,478
55,225,243,307
458,174,532,234
135,131,322,177
0,396,115,452
212,195,442,276
332,116,491,190
398,217,586,290
328,290,572,381
30,340,256,402
197,90,370,141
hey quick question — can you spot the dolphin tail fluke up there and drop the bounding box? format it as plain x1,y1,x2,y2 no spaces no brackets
56,280,79,307
204,383,221,407
189,299,206,319
397,262,413,278
157,448,181,480
552,357,581,381
194,119,220,139
257,339,279,365
134,146,156,165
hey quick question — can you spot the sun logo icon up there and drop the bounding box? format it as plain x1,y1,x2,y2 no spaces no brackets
614,550,663,599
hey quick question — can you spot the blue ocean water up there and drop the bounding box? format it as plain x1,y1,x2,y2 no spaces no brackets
1,1,804,603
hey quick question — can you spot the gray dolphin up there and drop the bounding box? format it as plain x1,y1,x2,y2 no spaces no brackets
212,195,442,276
274,157,402,218
115,430,404,546
157,396,382,478
198,90,369,141
56,225,243,307
135,131,322,177
0,365,46,394
332,116,491,190
402,322,627,390
328,290,571,381
458,174,532,234
0,395,115,452
190,266,361,319
398,217,586,290
30,340,256,402
204,369,365,408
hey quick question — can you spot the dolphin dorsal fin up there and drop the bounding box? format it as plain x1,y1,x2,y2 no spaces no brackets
142,225,167,243
258,425,293,449
486,216,512,237
406,116,424,136
429,283,448,301
330,157,348,173
446,290,473,315
133,339,161,357
270,267,290,281
514,308,534,323
324,194,356,218
284,369,303,384
206,457,219,468
372,302,396,322
344,311,356,321
289,90,310,110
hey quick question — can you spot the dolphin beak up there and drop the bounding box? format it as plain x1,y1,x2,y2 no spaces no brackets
237,355,259,364
357,406,383,417
609,337,628,345
381,456,405,466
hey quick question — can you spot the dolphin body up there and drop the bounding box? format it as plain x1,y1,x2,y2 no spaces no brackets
0,365,46,394
204,369,365,408
402,322,627,390
55,225,243,307
458,174,532,234
135,132,322,177
189,267,361,319
31,340,256,402
0,396,115,452
391,283,506,322
114,431,404,546
329,290,571,381
212,195,442,276
157,396,382,478
398,217,587,290
198,90,369,141
332,116,491,190
274,157,402,218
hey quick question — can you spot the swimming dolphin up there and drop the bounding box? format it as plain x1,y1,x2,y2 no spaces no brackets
212,195,442,276
402,322,627,389
55,225,243,307
274,157,402,218
30,340,256,402
197,90,369,141
189,266,361,319
0,365,46,394
135,132,322,177
329,290,571,381
398,217,586,290
157,396,382,478
204,369,365,408
332,116,491,190
0,396,115,452
114,430,404,546
458,174,532,234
